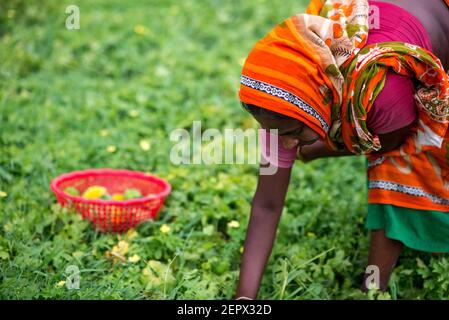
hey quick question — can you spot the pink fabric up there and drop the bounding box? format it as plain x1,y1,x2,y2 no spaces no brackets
366,0,433,134
259,129,297,168
260,1,434,168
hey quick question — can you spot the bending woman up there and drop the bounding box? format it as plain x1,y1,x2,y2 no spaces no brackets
236,0,449,299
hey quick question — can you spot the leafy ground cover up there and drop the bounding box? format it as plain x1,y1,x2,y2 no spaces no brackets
1,0,448,299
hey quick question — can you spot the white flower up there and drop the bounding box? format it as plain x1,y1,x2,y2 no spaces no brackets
227,220,240,229
106,145,117,153
129,254,141,263
128,110,139,118
139,139,151,151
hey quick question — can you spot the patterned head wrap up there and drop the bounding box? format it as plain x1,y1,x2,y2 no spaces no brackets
239,0,449,154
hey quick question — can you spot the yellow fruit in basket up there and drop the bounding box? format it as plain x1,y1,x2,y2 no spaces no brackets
112,193,124,201
82,186,108,199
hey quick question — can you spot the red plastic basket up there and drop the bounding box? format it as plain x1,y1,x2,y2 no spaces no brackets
50,168,171,233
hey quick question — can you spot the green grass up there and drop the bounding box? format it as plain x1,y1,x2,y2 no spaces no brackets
1,0,449,299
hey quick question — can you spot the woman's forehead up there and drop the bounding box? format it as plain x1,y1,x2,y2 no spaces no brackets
257,115,302,130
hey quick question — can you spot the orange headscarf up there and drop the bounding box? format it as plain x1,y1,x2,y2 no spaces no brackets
239,0,369,148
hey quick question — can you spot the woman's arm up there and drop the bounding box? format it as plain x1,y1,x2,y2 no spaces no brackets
235,164,293,299
299,122,416,162
297,139,352,162
235,123,415,298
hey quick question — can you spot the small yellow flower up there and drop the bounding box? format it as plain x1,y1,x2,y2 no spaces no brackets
99,129,109,137
7,10,15,19
160,224,170,234
3,222,13,233
134,24,148,35
112,240,129,256
129,254,141,263
56,280,66,287
139,139,151,151
239,246,244,254
125,229,139,240
129,109,139,118
227,220,240,229
142,268,150,276
169,5,180,16
20,90,30,98
155,65,170,78
307,232,316,238
107,145,117,153
0,191,7,198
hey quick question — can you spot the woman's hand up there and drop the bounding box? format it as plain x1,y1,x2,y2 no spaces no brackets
297,139,354,162
297,121,416,162
296,139,326,162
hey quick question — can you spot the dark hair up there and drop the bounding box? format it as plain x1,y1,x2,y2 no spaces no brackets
241,102,290,120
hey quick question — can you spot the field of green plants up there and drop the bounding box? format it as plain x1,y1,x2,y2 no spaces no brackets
1,0,449,300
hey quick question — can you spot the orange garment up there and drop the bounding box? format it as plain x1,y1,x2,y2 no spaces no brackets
362,45,449,211
239,0,449,211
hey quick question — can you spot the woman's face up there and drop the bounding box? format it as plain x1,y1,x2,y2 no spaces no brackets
252,113,322,149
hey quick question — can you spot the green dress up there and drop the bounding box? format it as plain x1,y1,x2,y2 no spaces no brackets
365,159,449,253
